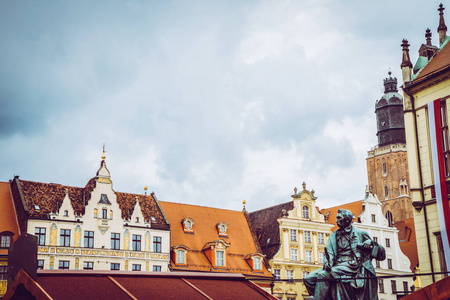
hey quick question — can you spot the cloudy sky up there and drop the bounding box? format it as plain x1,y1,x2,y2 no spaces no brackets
0,1,444,212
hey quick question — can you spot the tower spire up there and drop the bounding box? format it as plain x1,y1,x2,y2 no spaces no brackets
401,39,413,83
438,3,448,45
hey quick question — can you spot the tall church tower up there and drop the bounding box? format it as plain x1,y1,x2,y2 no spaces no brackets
367,72,413,224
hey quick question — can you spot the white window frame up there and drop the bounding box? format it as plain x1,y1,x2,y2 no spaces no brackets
305,250,312,262
291,248,298,261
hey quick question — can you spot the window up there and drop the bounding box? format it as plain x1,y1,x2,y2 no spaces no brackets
132,234,141,251
111,233,120,250
385,211,394,227
0,235,11,248
83,262,94,270
319,252,324,263
439,100,450,177
376,260,380,268
135,217,139,223
303,271,310,278
59,261,69,270
373,236,378,243
403,281,409,292
371,214,376,223
132,264,141,271
378,279,385,293
254,257,262,270
84,231,94,248
177,250,186,264
304,231,311,243
274,269,281,280
290,229,297,241
102,208,107,219
391,280,397,294
111,263,120,270
216,250,225,266
60,229,70,247
37,260,44,270
291,249,298,261
153,236,162,253
302,206,309,218
386,238,391,248
382,162,387,175
384,185,389,199
0,266,8,280
35,227,46,246
388,258,392,269
286,270,293,282
305,250,312,262
63,210,68,216
318,232,324,244
153,265,161,272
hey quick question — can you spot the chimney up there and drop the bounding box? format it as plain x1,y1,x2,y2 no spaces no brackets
401,39,413,84
438,3,448,46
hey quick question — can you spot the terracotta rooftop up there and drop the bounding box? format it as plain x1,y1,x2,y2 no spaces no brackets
248,201,294,259
0,182,20,255
159,201,272,278
10,177,169,231
5,269,277,300
320,200,364,232
411,40,450,84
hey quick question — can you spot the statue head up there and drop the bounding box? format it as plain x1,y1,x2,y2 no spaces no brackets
336,209,354,229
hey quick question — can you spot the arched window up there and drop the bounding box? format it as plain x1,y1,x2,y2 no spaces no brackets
385,211,394,227
302,206,310,219
382,162,387,175
254,257,262,270
384,185,389,199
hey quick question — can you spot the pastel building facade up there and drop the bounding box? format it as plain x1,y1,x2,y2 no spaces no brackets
10,155,171,272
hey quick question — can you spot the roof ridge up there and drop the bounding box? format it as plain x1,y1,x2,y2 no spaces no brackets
249,200,292,214
159,200,244,213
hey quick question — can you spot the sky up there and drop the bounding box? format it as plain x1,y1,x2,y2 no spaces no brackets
0,0,445,212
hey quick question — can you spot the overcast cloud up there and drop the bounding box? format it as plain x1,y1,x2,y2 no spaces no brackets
0,1,443,211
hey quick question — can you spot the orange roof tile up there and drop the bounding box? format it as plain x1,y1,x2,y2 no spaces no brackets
159,201,272,277
320,200,364,231
0,182,21,254
412,41,450,84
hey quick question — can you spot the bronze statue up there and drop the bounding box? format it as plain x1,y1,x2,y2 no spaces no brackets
304,209,385,299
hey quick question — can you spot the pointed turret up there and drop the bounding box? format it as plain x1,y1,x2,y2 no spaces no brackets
401,39,413,84
438,3,448,46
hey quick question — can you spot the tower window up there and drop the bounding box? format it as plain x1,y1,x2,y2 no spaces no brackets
382,162,387,175
385,211,394,227
384,185,389,199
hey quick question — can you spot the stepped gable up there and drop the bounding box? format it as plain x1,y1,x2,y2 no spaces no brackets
116,192,169,230
248,201,294,259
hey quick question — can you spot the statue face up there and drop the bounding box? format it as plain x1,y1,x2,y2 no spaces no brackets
336,210,352,229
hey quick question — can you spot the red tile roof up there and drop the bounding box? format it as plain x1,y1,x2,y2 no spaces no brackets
320,200,364,232
159,201,273,278
5,269,277,300
0,182,20,255
412,41,450,84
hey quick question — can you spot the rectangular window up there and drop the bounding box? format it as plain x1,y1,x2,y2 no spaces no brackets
216,250,225,266
403,281,409,292
391,280,397,294
386,238,390,248
35,227,46,246
371,214,376,222
153,265,161,272
177,250,186,264
373,236,378,243
303,271,310,278
132,264,141,271
58,261,69,270
305,250,312,262
286,270,293,282
254,257,262,270
0,266,8,280
388,258,392,269
132,234,141,251
274,269,281,280
378,279,385,293
111,263,120,270
84,231,94,248
111,233,120,250
37,260,44,270
153,236,161,253
60,229,70,247
304,231,311,243
102,208,108,219
376,260,380,268
319,252,324,263
291,249,298,261
318,232,324,244
83,262,94,270
1,235,11,248
439,100,450,177
290,229,297,241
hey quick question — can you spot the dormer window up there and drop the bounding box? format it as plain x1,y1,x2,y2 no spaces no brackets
202,240,230,269
216,222,228,237
216,250,225,266
302,206,309,219
177,250,186,264
254,257,262,270
64,210,68,217
182,218,194,233
244,253,264,271
0,232,13,248
172,245,189,266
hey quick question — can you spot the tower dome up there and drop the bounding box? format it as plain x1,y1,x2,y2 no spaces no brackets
374,72,406,147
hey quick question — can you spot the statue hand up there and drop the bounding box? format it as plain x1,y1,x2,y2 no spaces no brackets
362,239,372,250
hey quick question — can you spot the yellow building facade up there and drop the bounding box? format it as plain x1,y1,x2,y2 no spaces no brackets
249,183,333,300
401,4,450,287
